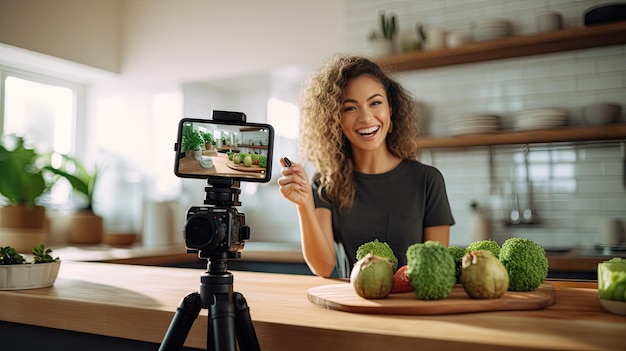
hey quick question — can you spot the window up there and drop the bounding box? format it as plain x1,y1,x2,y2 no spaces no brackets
1,68,81,207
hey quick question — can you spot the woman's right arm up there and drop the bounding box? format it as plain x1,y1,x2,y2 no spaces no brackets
278,158,336,277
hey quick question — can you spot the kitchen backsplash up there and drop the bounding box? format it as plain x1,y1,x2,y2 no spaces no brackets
344,0,626,248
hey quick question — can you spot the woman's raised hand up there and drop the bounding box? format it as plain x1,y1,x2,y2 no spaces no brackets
277,157,312,207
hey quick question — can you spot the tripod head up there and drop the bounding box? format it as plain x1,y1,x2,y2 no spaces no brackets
184,177,250,260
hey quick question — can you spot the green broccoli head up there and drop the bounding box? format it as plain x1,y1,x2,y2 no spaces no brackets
466,239,500,258
406,241,456,300
447,245,465,283
499,237,548,292
356,239,398,272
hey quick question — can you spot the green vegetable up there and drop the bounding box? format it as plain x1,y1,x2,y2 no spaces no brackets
350,252,394,299
499,237,548,291
0,246,26,265
32,244,59,264
258,155,267,168
356,239,398,272
461,250,509,299
466,239,500,258
406,241,456,300
598,257,626,301
448,245,465,283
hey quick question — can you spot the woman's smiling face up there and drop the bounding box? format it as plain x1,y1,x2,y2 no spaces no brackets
339,74,392,153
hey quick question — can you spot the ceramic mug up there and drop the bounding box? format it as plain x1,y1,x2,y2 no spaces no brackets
426,28,448,50
596,217,625,246
536,11,563,33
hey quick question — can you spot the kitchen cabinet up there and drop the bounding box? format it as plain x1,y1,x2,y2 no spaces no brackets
374,21,626,149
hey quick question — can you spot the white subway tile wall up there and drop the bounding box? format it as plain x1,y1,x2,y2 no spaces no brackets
345,0,626,248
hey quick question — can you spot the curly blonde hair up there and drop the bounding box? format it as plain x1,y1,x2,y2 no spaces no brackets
299,54,421,214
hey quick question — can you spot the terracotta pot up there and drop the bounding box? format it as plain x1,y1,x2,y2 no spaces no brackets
67,211,103,245
0,205,46,228
0,205,49,253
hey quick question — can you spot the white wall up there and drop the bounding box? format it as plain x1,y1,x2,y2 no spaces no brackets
0,0,121,73
119,0,345,83
0,0,345,83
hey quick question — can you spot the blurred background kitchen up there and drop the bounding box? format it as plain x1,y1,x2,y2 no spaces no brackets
0,0,624,261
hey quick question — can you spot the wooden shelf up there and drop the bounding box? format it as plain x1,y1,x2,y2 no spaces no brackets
376,22,626,72
417,124,626,149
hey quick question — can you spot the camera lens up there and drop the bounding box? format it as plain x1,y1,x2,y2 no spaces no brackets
184,214,224,251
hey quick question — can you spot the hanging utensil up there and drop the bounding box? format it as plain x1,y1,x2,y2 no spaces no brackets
521,144,538,224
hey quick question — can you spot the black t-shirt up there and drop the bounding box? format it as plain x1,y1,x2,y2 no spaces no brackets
313,160,455,275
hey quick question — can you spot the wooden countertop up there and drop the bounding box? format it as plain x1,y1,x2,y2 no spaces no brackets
51,242,305,266
51,243,618,273
1,262,624,350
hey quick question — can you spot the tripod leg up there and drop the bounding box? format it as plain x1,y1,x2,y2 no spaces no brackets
234,292,261,351
207,292,237,351
159,292,202,351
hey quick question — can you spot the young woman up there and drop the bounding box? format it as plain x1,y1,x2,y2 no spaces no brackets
277,55,455,278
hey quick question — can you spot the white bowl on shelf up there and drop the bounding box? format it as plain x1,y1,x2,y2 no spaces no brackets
0,261,61,290
582,103,622,126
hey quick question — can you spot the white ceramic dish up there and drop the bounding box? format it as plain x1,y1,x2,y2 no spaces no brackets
599,298,626,316
582,103,622,126
0,261,61,290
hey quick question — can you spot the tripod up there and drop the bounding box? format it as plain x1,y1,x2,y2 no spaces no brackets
159,251,261,351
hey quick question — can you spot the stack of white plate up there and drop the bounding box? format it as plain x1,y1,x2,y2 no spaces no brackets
449,114,501,136
472,19,513,41
514,108,568,131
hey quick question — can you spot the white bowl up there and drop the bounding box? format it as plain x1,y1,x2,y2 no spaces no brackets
599,298,626,316
0,261,61,290
582,103,622,126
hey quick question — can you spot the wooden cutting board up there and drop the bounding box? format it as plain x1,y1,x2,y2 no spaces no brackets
226,161,265,172
308,282,556,315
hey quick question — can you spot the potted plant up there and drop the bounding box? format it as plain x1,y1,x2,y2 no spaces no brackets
0,244,60,290
43,153,103,244
182,127,204,159
201,131,215,150
367,10,397,56
0,135,53,253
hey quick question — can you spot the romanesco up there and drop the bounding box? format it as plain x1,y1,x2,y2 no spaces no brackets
447,245,465,283
499,237,548,291
406,241,456,300
466,239,500,258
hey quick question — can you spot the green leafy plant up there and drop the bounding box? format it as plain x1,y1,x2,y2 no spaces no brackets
200,131,215,145
43,153,99,211
0,246,26,265
0,135,50,206
181,125,204,152
32,243,59,263
368,10,397,41
0,244,59,265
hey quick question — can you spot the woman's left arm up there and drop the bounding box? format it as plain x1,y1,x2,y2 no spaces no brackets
424,225,450,247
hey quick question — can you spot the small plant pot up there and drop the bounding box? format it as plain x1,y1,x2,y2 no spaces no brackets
68,211,103,244
368,40,394,57
0,261,61,290
0,205,49,253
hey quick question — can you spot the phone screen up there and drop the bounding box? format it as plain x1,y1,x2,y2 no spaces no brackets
174,117,274,183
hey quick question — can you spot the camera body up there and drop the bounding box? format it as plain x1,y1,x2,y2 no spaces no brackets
184,206,250,254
